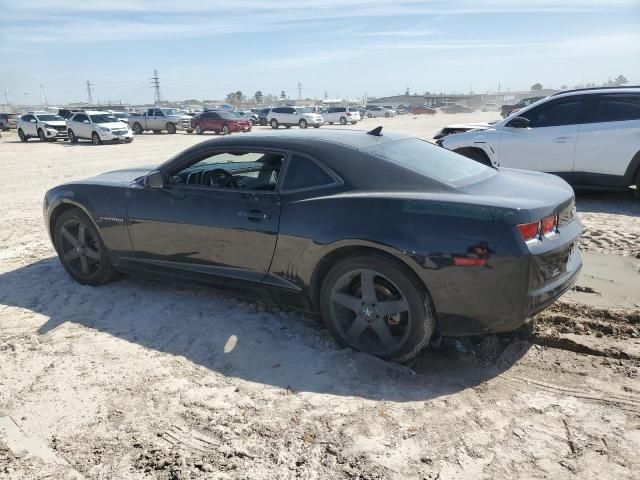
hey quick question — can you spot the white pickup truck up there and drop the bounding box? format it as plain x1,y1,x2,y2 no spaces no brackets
128,108,193,134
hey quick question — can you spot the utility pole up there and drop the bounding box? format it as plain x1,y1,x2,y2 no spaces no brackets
40,84,49,107
86,80,94,104
297,82,302,100
151,69,162,104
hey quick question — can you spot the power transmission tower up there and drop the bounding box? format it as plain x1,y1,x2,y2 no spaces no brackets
24,92,31,106
151,69,162,104
86,80,94,104
297,82,302,100
40,84,49,107
4,90,11,105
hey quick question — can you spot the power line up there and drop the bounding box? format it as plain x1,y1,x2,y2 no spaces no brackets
86,80,94,104
151,69,162,104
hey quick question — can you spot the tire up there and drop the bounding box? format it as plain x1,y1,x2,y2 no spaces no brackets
453,147,492,167
68,129,78,144
132,123,143,135
339,116,347,125
320,253,435,362
222,124,230,135
53,208,116,286
91,132,102,145
125,138,133,143
195,124,204,135
367,113,372,118
166,123,177,134
385,112,390,118
18,129,28,142
270,119,279,129
299,119,308,129
38,129,46,142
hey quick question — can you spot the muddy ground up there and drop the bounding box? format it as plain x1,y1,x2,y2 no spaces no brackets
1,114,639,479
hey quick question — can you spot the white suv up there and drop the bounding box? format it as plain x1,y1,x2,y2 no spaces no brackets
17,111,68,142
267,107,323,129
323,106,361,125
440,87,640,190
67,111,133,145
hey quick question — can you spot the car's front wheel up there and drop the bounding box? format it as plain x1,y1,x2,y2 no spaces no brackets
221,124,230,135
166,123,177,134
53,208,116,286
195,124,204,135
91,132,102,145
18,129,28,142
270,119,279,129
68,129,78,144
38,129,46,142
320,254,435,362
132,123,143,134
299,119,307,129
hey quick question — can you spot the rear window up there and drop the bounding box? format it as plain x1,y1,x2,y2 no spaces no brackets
363,139,493,184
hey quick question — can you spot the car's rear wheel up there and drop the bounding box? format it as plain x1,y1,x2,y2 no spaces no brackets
91,132,102,145
367,113,372,118
166,123,177,134
18,129,28,142
320,254,435,362
68,129,78,143
53,208,116,286
270,119,279,129
299,119,307,129
340,116,347,125
222,124,230,135
132,123,143,134
38,129,46,142
195,124,203,135
385,112,390,118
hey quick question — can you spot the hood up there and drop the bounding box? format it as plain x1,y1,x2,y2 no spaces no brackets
83,166,155,185
444,122,491,131
303,113,322,119
42,120,66,127
168,114,191,120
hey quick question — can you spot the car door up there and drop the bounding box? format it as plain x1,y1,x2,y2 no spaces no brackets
208,112,222,132
147,109,162,130
573,93,640,179
74,113,90,138
22,115,36,135
126,147,284,284
497,96,585,173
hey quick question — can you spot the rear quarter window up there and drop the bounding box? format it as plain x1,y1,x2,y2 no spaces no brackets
363,139,494,185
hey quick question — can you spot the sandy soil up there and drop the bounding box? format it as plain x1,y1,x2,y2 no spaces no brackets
1,113,639,479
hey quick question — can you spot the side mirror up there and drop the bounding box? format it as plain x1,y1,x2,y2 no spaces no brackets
30,119,37,123
83,119,90,124
145,171,164,189
507,116,530,128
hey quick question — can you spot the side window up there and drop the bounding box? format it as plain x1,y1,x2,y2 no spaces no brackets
286,108,296,114
593,95,640,123
170,151,284,191
520,99,583,128
155,109,164,116
337,107,346,112
210,112,220,119
282,155,336,191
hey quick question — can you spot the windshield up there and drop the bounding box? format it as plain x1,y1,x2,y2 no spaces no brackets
363,139,493,185
113,113,128,118
161,109,178,115
36,114,63,121
296,108,312,113
90,114,120,124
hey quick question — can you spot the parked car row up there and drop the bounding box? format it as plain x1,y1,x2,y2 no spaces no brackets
16,110,133,144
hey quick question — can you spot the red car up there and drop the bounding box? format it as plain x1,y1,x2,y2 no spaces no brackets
408,105,436,115
191,111,252,135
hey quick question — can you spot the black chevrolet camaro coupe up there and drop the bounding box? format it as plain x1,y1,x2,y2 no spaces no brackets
44,128,582,361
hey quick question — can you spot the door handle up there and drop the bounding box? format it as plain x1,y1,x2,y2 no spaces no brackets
239,209,271,221
553,136,572,143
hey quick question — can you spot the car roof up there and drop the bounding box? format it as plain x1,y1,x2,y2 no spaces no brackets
551,86,640,98
195,127,410,150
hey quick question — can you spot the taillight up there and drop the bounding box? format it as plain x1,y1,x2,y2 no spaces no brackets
517,221,540,242
347,112,352,116
541,215,557,235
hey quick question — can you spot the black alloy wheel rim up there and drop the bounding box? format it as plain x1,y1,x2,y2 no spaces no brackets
59,219,101,278
329,269,411,355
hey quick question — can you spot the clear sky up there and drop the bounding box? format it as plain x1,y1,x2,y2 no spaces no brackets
1,0,639,105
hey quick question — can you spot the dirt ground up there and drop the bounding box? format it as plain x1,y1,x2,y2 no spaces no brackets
1,113,639,479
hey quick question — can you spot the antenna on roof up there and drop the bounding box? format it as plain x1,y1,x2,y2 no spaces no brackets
367,126,383,136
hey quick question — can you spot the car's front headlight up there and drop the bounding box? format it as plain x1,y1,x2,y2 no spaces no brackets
97,126,110,132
